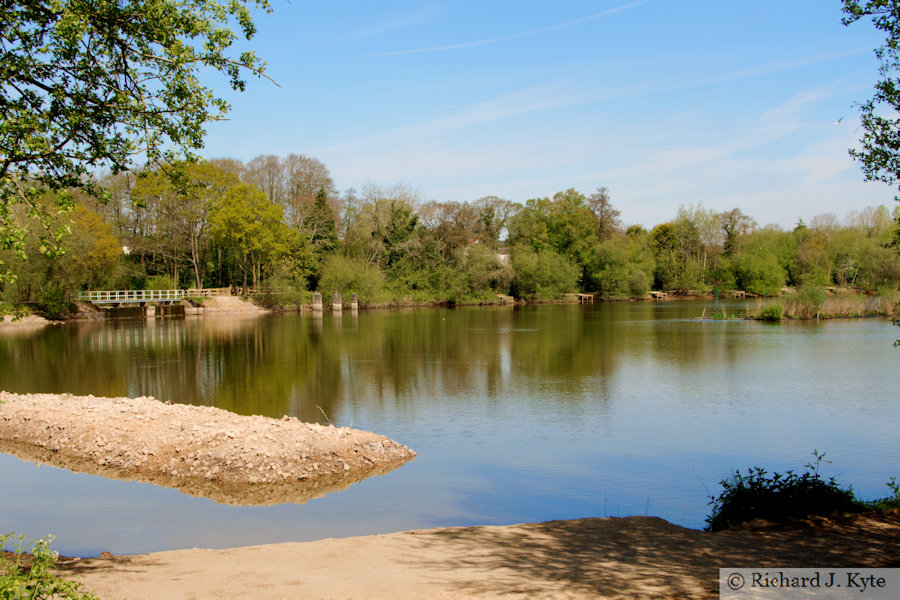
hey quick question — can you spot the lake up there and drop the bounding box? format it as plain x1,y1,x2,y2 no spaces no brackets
0,301,897,556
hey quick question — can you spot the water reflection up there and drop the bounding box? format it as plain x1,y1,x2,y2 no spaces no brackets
1,302,898,555
0,439,412,506
0,302,885,420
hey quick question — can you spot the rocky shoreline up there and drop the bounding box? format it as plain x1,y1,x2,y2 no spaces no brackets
0,392,416,505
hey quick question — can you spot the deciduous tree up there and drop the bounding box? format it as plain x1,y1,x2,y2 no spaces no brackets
843,1,900,194
0,0,270,280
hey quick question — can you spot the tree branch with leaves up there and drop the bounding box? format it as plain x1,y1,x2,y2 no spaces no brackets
0,0,271,281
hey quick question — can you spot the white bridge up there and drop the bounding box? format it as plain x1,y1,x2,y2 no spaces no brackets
78,288,231,305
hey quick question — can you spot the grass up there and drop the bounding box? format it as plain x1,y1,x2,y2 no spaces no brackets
705,452,900,532
747,292,897,321
1,533,97,599
757,303,783,321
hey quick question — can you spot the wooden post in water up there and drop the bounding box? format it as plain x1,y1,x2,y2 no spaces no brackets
332,291,342,312
351,293,358,311
312,292,323,312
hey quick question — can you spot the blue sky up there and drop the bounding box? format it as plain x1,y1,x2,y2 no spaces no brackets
202,0,897,229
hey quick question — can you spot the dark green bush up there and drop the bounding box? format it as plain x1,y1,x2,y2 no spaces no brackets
758,303,783,321
705,457,865,531
35,284,73,320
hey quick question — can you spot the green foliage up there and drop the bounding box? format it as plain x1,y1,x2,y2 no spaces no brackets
705,453,866,531
856,243,900,290
255,258,308,309
131,161,241,289
510,245,580,300
758,303,784,321
309,187,339,259
343,186,420,271
734,250,785,296
797,282,825,313
209,182,294,288
586,236,654,298
865,478,900,511
626,269,651,298
0,303,27,320
507,189,598,283
35,284,72,320
55,206,124,291
878,284,899,308
1,533,98,599
317,256,387,305
0,0,270,282
650,222,678,291
144,275,178,291
842,1,900,194
444,244,513,303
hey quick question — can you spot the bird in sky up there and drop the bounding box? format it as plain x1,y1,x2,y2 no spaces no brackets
834,117,844,125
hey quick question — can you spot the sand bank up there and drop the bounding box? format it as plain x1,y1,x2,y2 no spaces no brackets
0,392,415,505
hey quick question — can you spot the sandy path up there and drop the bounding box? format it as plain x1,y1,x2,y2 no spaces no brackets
59,511,900,599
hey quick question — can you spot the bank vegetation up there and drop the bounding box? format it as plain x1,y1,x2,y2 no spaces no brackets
1,155,899,318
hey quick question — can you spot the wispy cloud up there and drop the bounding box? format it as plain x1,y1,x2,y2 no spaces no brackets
326,79,583,153
697,48,872,88
372,0,648,57
347,3,444,39
325,49,861,164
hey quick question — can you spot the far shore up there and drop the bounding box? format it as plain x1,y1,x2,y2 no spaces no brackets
56,510,900,600
1,288,893,333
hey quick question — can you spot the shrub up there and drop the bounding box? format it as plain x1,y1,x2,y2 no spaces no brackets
1,533,98,599
865,478,900,511
318,255,387,305
510,245,580,300
789,282,824,318
705,453,865,531
460,244,513,302
256,260,308,309
627,269,651,298
35,284,73,320
144,275,178,291
758,303,783,321
734,251,785,296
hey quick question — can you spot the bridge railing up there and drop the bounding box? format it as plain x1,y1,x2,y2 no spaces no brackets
78,289,186,304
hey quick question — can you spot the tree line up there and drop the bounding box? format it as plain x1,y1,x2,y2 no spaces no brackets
2,2,900,318
2,154,899,316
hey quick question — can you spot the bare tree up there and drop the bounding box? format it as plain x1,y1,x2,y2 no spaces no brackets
587,187,622,241
283,153,336,230
245,155,285,206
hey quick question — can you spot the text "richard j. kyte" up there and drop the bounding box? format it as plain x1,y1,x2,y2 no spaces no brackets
752,571,887,591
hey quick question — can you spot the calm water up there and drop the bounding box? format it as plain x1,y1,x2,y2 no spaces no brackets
0,302,898,556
